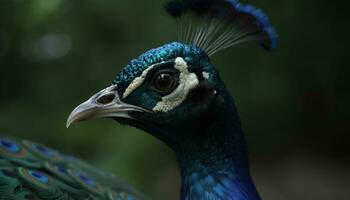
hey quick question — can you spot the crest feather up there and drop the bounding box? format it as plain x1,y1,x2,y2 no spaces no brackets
165,0,278,55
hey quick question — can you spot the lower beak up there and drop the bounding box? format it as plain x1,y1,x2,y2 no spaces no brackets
66,85,149,128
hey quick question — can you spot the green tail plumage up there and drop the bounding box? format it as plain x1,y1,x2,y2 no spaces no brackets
0,137,144,200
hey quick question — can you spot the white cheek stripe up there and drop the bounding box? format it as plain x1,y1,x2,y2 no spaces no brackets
153,57,199,112
122,64,156,99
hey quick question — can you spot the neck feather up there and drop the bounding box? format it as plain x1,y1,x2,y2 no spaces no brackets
175,92,261,200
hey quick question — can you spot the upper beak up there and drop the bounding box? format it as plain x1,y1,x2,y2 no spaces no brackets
66,85,149,128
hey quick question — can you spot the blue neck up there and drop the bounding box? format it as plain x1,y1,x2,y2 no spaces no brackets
180,162,260,200
175,92,261,200
179,155,260,200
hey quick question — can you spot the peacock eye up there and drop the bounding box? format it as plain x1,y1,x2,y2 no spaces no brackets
152,71,178,95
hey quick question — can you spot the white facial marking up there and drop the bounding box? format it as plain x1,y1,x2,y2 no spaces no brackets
202,71,210,80
153,57,199,112
122,64,157,99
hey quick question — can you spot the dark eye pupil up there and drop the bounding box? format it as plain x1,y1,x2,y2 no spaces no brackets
154,73,176,93
158,74,171,87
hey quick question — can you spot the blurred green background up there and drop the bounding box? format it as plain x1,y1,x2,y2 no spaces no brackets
0,0,349,199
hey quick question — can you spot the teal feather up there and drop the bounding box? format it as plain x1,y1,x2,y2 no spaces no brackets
0,168,22,193
0,137,144,200
0,139,42,168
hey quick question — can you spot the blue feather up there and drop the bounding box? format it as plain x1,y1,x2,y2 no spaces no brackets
233,2,278,50
165,0,278,50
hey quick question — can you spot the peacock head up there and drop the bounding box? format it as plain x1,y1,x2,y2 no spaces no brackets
67,42,232,149
67,0,278,153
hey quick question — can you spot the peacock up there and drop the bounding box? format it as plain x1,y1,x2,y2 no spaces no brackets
0,0,277,199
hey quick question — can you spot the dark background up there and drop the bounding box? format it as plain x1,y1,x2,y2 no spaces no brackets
0,0,349,199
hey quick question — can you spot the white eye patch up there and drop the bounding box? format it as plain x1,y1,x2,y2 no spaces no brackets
122,57,201,112
152,57,199,112
122,64,157,99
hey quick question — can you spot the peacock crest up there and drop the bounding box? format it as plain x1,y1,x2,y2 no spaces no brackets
166,0,278,55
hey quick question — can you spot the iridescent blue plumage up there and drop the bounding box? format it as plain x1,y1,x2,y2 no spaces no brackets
181,160,260,200
165,0,278,51
110,38,262,199
0,139,20,153
0,137,144,199
113,42,208,94
233,2,278,50
110,37,266,199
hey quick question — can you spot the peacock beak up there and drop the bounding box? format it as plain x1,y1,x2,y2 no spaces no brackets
66,85,149,128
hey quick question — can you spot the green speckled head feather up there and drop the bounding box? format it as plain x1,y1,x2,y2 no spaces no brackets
113,42,208,96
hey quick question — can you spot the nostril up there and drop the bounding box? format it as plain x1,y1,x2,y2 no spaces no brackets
97,93,115,105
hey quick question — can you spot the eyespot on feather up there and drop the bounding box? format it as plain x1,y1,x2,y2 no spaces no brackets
44,162,81,188
22,140,65,163
0,138,41,168
67,169,106,196
17,168,52,190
